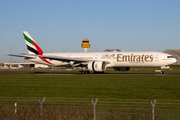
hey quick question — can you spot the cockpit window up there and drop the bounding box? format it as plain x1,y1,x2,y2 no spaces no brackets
167,56,173,58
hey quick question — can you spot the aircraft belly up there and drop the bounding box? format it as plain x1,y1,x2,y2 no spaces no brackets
113,61,161,67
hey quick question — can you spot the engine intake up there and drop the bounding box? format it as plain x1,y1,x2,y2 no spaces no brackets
88,61,106,72
114,67,130,71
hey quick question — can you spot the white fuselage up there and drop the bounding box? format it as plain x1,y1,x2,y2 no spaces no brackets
27,51,177,68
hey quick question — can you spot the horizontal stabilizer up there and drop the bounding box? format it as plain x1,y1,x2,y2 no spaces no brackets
8,54,36,59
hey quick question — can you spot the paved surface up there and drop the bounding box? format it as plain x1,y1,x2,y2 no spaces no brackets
0,73,180,76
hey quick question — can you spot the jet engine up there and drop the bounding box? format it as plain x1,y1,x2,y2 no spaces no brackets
88,61,106,72
113,67,130,71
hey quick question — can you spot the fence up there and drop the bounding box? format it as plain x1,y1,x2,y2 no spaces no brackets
0,97,180,120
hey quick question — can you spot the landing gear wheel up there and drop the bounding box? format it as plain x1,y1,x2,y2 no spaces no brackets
93,71,104,74
84,71,90,74
160,71,164,74
78,70,90,74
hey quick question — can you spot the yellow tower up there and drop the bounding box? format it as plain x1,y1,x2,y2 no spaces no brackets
81,38,90,52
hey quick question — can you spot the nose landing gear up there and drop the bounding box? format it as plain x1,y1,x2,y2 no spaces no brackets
160,66,170,74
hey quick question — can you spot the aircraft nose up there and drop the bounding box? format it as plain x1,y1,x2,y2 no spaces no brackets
173,58,177,64
174,58,177,63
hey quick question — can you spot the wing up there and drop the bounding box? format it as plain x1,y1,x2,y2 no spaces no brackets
40,55,111,65
8,54,91,64
39,55,92,63
8,54,111,67
40,55,111,67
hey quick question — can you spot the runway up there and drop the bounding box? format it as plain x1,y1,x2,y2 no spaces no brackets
0,73,180,76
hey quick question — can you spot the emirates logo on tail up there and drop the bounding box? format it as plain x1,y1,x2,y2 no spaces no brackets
23,31,54,65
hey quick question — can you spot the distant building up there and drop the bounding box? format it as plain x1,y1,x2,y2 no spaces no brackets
0,62,49,69
1,62,35,69
1,65,10,70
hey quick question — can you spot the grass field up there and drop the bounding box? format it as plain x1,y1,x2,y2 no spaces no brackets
0,75,180,99
1,65,180,74
0,66,180,119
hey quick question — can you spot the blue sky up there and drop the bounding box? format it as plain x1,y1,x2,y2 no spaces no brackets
0,0,180,62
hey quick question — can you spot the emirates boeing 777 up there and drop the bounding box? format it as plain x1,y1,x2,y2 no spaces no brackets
9,31,177,74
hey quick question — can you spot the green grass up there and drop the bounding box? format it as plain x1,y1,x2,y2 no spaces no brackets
0,75,180,100
1,65,180,74
0,74,180,119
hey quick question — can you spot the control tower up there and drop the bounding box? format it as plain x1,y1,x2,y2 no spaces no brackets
81,38,90,52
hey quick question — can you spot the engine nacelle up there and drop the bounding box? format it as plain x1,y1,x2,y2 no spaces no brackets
114,67,130,71
88,61,106,72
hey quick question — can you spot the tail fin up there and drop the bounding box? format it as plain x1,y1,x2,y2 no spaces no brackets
23,31,43,55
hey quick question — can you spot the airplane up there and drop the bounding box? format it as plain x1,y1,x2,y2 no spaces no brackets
8,31,177,74
9,66,18,70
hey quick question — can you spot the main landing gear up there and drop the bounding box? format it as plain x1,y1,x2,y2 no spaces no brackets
93,71,104,74
160,70,164,74
78,71,105,74
78,70,90,74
